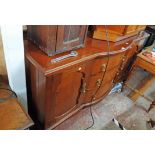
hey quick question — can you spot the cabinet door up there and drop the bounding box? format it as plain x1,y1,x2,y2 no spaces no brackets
45,64,86,126
56,25,88,53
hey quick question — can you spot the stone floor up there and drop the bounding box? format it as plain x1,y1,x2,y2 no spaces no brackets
55,93,151,130
55,67,155,130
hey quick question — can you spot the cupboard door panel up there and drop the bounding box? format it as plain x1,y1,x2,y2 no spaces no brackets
53,69,83,118
56,25,88,53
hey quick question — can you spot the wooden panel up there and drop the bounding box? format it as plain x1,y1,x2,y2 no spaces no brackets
124,25,137,35
102,66,120,84
92,25,146,42
44,64,86,128
106,25,126,35
135,57,155,75
95,81,113,100
54,70,82,117
0,98,33,130
107,53,124,70
90,56,108,75
136,25,146,31
86,73,103,90
83,90,94,103
27,25,58,56
56,25,88,53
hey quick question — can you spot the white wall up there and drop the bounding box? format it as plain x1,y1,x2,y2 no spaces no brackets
1,26,27,110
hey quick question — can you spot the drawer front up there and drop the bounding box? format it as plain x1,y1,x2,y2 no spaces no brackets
86,73,103,90
83,90,95,103
90,56,108,75
125,44,137,61
95,81,113,100
102,66,120,85
124,25,137,35
106,53,124,71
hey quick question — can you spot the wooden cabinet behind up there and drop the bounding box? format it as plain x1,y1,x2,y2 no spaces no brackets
27,25,88,56
92,25,146,42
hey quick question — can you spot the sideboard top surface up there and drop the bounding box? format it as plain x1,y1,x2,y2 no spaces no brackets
25,36,137,75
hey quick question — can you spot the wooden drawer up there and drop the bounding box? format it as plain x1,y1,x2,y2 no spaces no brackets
102,66,119,84
106,53,123,71
83,90,95,103
90,56,108,75
124,25,137,35
86,73,103,90
95,81,113,100
124,44,137,61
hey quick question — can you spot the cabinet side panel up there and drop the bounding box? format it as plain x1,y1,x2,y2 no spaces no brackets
26,60,45,127
27,25,57,56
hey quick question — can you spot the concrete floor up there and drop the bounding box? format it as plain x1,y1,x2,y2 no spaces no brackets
55,93,151,130
55,67,155,130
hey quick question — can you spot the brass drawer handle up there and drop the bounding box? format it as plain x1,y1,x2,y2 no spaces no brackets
96,79,102,87
101,64,106,72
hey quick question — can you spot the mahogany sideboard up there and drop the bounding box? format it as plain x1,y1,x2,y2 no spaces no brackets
25,35,143,129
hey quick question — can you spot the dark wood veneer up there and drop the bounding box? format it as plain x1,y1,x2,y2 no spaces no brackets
25,35,142,129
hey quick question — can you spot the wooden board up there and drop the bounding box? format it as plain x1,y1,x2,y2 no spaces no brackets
0,98,33,130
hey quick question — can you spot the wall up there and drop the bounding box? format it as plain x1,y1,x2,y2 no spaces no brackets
0,30,7,78
0,26,28,110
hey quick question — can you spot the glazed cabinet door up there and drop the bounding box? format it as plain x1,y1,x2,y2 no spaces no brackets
56,25,88,53
45,64,86,128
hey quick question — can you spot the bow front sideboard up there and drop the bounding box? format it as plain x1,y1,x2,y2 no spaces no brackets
25,34,143,129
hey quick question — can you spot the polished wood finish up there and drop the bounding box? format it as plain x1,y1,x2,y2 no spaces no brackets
92,25,146,42
25,35,142,129
27,25,88,56
0,98,33,130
